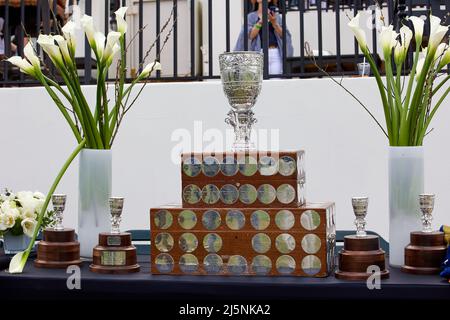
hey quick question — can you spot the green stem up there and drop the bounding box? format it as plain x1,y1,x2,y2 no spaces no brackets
11,139,86,273
432,74,450,96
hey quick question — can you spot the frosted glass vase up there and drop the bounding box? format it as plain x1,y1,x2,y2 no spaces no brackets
78,149,112,258
388,146,424,267
2,234,32,255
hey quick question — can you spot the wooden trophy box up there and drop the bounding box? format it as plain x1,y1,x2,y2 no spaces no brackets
181,151,306,208
402,231,447,275
90,232,140,274
34,228,82,269
335,235,389,280
150,203,336,277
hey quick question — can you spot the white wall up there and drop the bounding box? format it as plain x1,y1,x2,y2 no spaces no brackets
0,77,449,240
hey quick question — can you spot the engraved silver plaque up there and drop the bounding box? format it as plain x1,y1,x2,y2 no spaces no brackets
258,156,278,176
227,255,248,274
238,155,258,176
278,156,296,176
178,210,197,230
275,210,295,230
239,184,257,204
250,210,270,230
300,210,321,231
301,234,322,254
202,156,220,177
275,233,296,254
183,184,202,204
107,236,121,246
155,253,174,273
257,184,276,204
201,184,220,204
251,255,272,275
226,210,245,230
202,210,221,230
301,255,321,275
204,254,223,274
220,156,238,176
276,255,296,274
276,184,296,204
179,254,199,273
101,251,126,266
203,233,223,253
251,233,271,254
154,210,173,229
220,184,239,205
179,232,198,253
182,156,201,177
155,233,174,252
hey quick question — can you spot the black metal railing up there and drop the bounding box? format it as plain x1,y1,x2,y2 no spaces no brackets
0,0,448,86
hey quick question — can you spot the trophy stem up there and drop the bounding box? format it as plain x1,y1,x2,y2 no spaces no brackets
225,110,257,151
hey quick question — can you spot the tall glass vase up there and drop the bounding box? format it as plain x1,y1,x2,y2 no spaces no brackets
78,149,112,258
388,146,424,267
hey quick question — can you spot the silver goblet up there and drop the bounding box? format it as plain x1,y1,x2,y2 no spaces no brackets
219,51,263,151
52,194,66,231
109,197,124,234
419,194,435,233
352,197,369,237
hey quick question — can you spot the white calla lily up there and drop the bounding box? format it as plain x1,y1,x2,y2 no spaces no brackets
37,34,63,65
7,56,35,76
437,42,450,70
415,57,425,81
407,16,424,46
347,13,367,52
115,7,128,35
394,25,413,65
61,20,76,51
428,15,449,49
53,35,71,63
81,14,96,49
380,25,398,56
140,61,162,78
94,32,106,58
8,251,26,274
23,42,40,68
105,43,120,67
21,218,37,238
102,31,121,62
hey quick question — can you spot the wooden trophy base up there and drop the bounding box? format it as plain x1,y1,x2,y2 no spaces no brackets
89,232,140,274
401,231,446,275
335,235,390,280
34,228,82,269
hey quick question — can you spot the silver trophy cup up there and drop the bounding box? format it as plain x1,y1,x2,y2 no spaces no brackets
109,197,124,234
352,197,369,237
419,194,435,233
52,194,67,231
219,51,263,151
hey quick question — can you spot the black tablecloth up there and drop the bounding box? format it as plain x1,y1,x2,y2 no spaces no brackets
0,255,448,300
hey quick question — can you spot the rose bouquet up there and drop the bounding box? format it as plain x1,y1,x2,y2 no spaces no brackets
0,190,54,238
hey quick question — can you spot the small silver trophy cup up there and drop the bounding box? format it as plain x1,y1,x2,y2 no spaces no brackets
352,197,368,237
109,197,124,234
419,194,435,233
219,51,263,151
52,194,66,231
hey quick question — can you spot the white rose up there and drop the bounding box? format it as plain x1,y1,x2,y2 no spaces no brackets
1,214,16,230
33,191,45,200
21,206,37,220
21,218,37,238
16,191,33,201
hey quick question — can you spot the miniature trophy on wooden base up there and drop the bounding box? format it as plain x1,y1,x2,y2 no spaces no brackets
401,194,447,275
90,197,140,274
335,197,389,280
35,194,82,268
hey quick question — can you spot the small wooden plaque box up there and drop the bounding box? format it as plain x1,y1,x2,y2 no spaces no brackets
149,203,335,277
181,151,306,208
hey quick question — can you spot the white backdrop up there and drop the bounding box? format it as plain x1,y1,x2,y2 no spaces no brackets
0,77,449,240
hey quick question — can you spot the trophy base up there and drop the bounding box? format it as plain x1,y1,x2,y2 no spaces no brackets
34,228,82,269
401,231,446,275
89,232,140,274
232,141,256,152
335,235,389,281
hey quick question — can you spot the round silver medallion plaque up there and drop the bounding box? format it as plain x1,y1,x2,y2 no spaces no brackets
155,233,174,252
204,254,223,274
179,254,199,273
155,253,174,273
201,184,220,204
202,210,221,230
182,156,201,177
302,255,321,275
238,155,258,176
221,156,238,176
251,255,272,275
203,233,223,253
251,233,271,253
300,210,321,231
227,255,248,274
301,234,321,254
278,156,296,176
275,210,295,230
257,184,276,204
276,184,296,204
154,210,173,229
275,233,296,254
276,255,296,274
202,156,220,177
178,210,197,230
220,184,239,204
226,210,245,230
179,233,198,253
258,156,278,176
183,184,202,204
250,210,270,230
239,184,257,204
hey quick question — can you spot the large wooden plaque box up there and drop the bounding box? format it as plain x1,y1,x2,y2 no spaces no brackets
181,151,306,208
149,203,335,277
